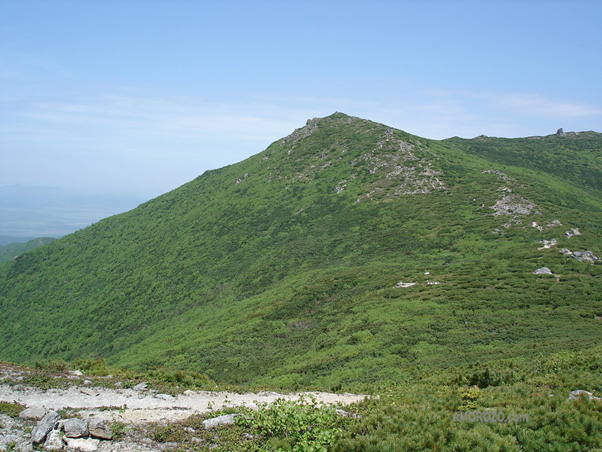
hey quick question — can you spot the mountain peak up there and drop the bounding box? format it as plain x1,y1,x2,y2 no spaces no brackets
280,112,361,146
269,113,445,202
0,113,601,391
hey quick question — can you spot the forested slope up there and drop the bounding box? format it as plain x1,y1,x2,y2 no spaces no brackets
1,113,600,389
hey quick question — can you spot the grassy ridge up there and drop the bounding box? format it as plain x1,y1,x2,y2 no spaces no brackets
0,113,600,390
445,131,602,196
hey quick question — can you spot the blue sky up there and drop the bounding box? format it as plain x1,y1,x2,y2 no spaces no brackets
1,0,601,199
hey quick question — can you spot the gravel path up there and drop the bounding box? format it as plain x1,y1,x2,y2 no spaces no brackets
0,384,365,425
0,363,367,451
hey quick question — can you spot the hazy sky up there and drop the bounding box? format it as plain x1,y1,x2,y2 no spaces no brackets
1,0,601,199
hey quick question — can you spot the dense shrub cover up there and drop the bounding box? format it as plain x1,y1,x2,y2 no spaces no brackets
0,113,600,391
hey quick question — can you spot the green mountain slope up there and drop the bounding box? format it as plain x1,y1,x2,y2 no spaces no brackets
1,113,600,389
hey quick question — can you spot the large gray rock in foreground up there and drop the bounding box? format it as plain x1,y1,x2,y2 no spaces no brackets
31,410,59,445
44,428,64,451
89,418,112,440
63,418,89,438
19,406,46,420
63,437,100,452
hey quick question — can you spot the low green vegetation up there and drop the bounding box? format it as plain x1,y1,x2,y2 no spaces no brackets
0,358,218,394
1,343,600,450
330,346,602,452
110,421,127,440
445,131,602,196
238,396,344,451
0,401,26,418
34,358,70,373
136,346,601,451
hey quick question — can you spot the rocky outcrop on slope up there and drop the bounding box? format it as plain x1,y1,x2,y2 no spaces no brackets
560,249,599,264
483,169,539,234
491,194,536,217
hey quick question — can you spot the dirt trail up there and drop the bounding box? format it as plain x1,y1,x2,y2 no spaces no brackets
0,363,367,451
0,384,366,425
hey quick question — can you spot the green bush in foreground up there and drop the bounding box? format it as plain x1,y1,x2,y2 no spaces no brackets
238,396,344,452
110,421,127,440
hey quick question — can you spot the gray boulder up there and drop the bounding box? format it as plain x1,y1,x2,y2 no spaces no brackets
537,238,557,250
89,418,112,440
63,437,100,452
395,281,416,288
31,411,59,445
568,390,600,401
533,267,553,275
203,413,240,429
63,418,89,438
19,406,46,420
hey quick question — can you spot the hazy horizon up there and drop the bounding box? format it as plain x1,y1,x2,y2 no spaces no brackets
0,184,147,238
1,0,601,201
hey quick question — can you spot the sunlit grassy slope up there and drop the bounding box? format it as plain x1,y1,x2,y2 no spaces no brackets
1,112,600,389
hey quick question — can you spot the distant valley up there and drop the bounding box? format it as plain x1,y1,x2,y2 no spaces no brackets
0,185,147,238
